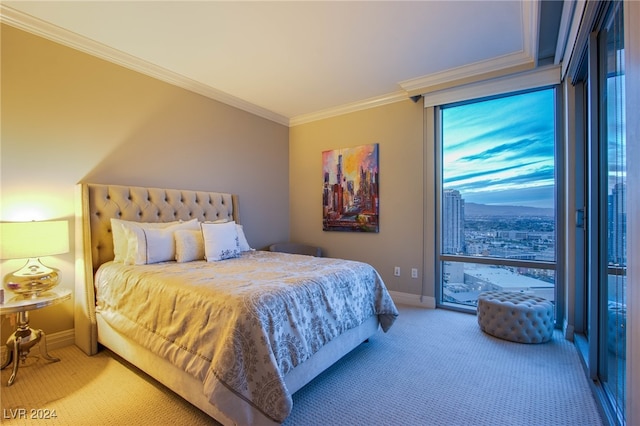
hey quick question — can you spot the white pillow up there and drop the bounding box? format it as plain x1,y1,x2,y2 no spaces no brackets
125,219,200,265
206,220,252,252
201,221,240,261
175,229,205,263
111,218,180,263
236,224,252,252
175,223,251,263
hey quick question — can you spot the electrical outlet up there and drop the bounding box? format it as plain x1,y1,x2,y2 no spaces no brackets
394,266,400,276
411,268,418,278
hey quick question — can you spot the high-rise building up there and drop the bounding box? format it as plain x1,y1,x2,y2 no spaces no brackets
443,189,465,254
609,182,627,265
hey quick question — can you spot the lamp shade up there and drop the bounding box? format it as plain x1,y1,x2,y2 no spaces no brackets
0,220,69,260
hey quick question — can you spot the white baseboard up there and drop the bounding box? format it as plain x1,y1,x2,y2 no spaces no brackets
0,328,75,361
388,291,436,309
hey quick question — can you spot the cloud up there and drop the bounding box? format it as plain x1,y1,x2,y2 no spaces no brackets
444,160,545,185
458,137,552,163
441,88,556,208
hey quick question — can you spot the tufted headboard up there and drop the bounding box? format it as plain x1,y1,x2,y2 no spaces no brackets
74,183,239,355
81,183,238,272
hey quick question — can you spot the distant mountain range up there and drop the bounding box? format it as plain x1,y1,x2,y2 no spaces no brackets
464,202,554,217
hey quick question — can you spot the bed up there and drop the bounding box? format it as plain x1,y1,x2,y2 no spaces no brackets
74,183,398,425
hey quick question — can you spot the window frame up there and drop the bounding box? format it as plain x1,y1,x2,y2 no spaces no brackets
433,84,564,318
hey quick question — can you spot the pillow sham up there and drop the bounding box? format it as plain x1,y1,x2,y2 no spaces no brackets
174,229,205,263
111,218,180,263
125,218,200,265
201,221,240,262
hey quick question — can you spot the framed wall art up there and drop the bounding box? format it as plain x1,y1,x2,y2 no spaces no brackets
322,143,379,232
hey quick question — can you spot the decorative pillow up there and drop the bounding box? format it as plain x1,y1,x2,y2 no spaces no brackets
206,220,252,252
175,229,205,263
124,219,200,265
236,224,253,252
174,223,251,263
111,218,180,263
201,221,240,262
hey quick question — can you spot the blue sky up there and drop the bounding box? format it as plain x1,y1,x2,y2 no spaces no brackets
442,88,555,208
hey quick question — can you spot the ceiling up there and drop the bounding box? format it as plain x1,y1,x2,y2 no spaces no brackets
1,1,562,126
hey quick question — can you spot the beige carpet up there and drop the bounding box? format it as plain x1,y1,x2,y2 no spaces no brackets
0,306,604,425
0,344,216,425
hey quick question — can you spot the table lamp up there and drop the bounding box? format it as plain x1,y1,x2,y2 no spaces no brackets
0,220,69,298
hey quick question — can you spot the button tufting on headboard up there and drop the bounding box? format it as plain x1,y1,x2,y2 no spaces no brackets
83,183,238,272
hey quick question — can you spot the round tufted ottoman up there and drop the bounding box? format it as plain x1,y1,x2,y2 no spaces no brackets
477,291,554,343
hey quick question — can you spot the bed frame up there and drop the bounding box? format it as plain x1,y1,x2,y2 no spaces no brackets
74,183,379,425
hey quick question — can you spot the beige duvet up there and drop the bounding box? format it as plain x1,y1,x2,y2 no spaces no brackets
95,250,398,423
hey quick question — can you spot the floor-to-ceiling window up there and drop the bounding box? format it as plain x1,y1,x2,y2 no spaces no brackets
601,4,626,418
571,1,627,424
435,87,560,314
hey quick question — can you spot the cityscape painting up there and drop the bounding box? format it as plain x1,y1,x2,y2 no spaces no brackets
322,143,379,232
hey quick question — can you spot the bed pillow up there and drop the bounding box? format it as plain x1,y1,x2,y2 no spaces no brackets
124,218,200,265
205,219,252,252
201,221,240,261
175,223,251,262
110,218,180,263
236,224,253,252
175,229,205,263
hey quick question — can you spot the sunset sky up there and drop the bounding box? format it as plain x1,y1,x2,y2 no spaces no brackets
442,88,555,208
322,143,378,187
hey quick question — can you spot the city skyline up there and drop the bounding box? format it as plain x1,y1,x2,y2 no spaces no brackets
442,88,555,209
322,144,378,191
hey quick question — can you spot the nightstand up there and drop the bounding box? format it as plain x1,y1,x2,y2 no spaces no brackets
0,288,71,386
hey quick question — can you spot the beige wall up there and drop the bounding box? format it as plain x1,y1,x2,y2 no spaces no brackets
0,25,289,337
289,100,430,298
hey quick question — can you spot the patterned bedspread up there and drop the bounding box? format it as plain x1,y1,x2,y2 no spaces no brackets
95,251,398,423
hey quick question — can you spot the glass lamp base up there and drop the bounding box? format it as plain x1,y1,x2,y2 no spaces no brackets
3,258,60,298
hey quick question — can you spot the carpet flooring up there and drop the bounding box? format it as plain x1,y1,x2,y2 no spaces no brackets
0,305,604,425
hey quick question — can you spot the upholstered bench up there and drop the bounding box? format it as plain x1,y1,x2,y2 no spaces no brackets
477,291,554,343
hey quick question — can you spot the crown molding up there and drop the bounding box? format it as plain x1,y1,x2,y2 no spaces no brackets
399,51,536,97
399,0,539,97
0,5,289,126
289,91,407,127
421,64,561,108
1,1,542,128
554,0,577,67
1,4,405,128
